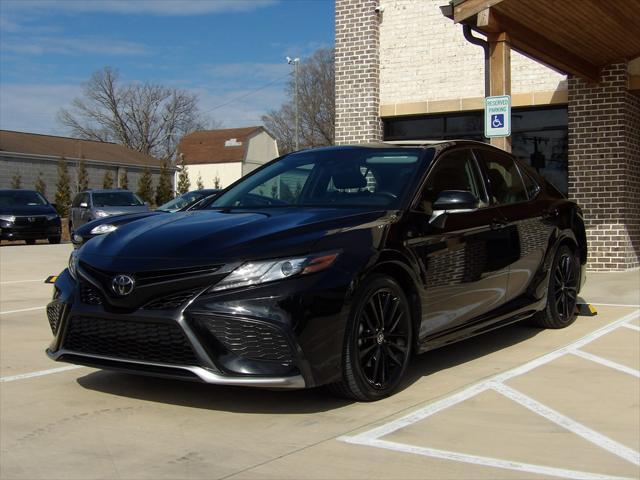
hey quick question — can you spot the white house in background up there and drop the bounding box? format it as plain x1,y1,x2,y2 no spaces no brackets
176,126,279,189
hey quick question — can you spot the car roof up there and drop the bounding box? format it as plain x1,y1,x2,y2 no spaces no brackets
0,189,40,193
80,189,136,194
291,140,494,153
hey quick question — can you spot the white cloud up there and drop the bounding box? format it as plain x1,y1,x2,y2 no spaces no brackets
0,83,81,135
0,81,288,137
1,36,149,56
2,0,279,16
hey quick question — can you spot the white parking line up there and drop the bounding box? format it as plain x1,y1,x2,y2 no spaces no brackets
591,303,640,308
0,306,46,315
0,365,84,383
342,438,630,480
339,309,640,479
493,382,640,466
570,349,640,378
621,323,640,332
0,279,45,285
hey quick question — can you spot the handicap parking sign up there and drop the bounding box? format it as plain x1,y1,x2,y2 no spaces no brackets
485,96,511,137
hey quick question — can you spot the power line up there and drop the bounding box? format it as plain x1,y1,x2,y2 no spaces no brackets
201,73,290,114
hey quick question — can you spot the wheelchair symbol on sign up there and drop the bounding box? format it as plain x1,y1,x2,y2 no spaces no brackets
491,114,504,128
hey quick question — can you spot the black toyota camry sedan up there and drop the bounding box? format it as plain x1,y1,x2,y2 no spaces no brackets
46,141,587,400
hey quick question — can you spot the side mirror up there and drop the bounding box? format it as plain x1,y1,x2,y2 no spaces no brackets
79,202,89,208
432,190,479,212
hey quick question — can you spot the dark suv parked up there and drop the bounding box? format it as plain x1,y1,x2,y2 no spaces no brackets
0,189,61,244
69,189,149,231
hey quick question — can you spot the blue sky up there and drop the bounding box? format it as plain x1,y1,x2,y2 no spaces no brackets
0,0,334,136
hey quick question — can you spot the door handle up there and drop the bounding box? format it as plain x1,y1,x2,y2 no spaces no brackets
491,218,508,230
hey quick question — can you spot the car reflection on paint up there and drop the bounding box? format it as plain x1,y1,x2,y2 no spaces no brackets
47,141,587,401
71,189,220,248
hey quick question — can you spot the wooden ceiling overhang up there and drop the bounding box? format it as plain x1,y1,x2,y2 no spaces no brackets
443,0,640,85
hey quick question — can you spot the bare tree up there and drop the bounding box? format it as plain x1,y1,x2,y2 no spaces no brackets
59,67,208,161
262,48,335,154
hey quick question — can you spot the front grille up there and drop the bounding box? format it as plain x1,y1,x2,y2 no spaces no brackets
63,316,199,365
80,281,103,305
79,261,222,287
14,216,47,226
194,316,293,362
46,302,64,334
143,288,201,310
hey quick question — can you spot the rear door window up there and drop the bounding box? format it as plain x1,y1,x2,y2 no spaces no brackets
475,150,529,205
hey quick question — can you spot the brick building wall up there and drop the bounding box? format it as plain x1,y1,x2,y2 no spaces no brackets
335,0,382,144
378,0,567,105
568,63,639,270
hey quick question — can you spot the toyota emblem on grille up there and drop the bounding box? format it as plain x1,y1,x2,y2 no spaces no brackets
111,274,135,296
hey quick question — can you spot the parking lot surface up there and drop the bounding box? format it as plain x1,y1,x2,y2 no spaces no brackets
1,244,639,479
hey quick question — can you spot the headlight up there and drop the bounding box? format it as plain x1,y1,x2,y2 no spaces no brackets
68,250,79,280
0,215,16,223
71,233,83,245
209,252,339,292
90,224,118,235
94,210,110,218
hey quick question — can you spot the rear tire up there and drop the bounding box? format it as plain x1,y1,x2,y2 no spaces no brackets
48,236,61,244
534,245,579,329
328,274,413,401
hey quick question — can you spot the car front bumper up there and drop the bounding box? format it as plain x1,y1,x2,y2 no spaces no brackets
46,267,351,389
1,220,61,240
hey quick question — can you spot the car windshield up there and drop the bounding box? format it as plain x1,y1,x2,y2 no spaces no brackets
157,191,207,211
0,190,48,207
209,148,430,209
92,192,144,207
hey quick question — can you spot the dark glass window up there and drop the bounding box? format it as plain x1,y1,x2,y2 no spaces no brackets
383,106,568,195
418,149,486,214
475,150,528,205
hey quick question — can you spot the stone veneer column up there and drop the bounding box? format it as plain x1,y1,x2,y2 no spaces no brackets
335,0,382,144
568,63,640,270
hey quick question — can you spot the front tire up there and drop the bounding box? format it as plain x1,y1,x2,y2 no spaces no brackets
48,236,61,244
534,245,579,329
329,274,413,401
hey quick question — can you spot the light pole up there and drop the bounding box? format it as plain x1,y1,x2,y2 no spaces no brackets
287,56,300,151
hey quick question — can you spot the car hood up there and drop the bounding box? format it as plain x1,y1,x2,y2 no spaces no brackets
94,205,149,215
81,208,396,270
76,211,163,236
0,205,57,216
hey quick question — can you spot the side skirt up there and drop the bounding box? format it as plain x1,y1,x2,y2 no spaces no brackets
416,295,546,354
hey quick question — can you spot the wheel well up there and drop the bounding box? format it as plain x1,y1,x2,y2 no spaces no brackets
369,262,421,350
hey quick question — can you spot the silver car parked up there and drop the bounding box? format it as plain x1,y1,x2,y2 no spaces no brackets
69,189,149,232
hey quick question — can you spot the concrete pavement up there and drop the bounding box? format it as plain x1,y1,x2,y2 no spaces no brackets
1,244,638,479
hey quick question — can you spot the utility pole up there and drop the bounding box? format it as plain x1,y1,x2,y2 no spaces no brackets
287,56,300,151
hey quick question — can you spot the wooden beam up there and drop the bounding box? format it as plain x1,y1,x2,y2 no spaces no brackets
483,12,601,83
630,74,640,95
475,8,501,32
488,32,511,153
453,0,505,23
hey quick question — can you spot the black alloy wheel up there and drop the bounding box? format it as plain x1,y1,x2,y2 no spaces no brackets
330,274,412,401
535,245,579,329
